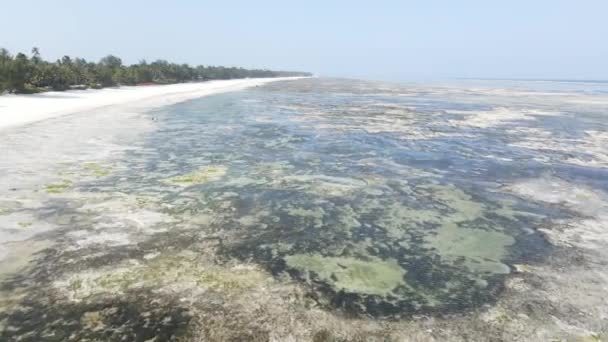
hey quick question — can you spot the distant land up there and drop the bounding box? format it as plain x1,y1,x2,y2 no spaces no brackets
456,77,608,84
0,47,311,94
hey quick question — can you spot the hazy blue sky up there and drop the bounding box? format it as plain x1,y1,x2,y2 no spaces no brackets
1,0,607,81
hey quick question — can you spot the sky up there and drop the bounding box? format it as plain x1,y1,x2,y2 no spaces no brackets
1,0,607,81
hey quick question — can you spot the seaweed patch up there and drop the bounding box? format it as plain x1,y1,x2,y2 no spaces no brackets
166,165,227,185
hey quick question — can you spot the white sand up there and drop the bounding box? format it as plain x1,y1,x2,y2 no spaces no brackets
0,77,297,131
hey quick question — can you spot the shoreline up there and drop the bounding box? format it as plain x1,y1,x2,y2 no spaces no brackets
0,77,301,131
0,76,302,263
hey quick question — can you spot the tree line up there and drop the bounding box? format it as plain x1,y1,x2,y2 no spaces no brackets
0,47,311,94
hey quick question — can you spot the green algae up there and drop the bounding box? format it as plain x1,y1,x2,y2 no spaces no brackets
426,222,515,274
370,201,440,240
198,268,268,291
83,162,111,177
69,278,83,291
167,165,227,185
59,253,271,301
352,184,488,245
331,204,362,236
366,184,486,235
228,180,549,316
285,205,326,228
44,180,72,194
366,184,517,275
415,184,485,222
275,174,367,197
285,254,406,296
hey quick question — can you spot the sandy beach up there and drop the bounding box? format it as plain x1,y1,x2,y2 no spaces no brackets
0,77,298,131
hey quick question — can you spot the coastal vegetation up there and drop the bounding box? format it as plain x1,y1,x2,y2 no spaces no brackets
0,47,310,94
